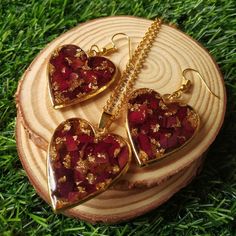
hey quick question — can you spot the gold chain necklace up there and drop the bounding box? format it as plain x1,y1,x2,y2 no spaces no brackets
100,18,162,129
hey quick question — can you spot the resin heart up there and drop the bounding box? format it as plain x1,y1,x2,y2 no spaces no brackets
127,88,199,166
48,45,117,109
48,118,131,210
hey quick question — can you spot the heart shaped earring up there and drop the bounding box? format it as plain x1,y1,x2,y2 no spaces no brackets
48,33,131,109
47,19,163,211
126,68,220,166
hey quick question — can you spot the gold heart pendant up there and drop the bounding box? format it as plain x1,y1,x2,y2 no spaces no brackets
47,118,131,210
48,45,117,109
126,88,200,166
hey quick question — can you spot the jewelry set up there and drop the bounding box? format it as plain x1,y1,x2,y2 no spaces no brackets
46,19,219,211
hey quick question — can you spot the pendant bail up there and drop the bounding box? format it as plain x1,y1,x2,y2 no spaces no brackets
98,111,113,131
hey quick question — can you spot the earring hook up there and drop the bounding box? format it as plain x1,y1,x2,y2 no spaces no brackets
111,33,132,60
88,33,131,58
164,68,220,102
182,68,220,99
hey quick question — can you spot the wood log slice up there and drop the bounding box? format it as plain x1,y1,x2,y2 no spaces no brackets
16,116,203,223
15,16,226,188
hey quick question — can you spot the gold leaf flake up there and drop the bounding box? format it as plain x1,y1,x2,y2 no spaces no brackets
68,77,82,91
150,138,160,147
54,91,70,103
165,133,171,138
75,159,88,174
151,124,160,133
187,109,199,128
159,100,168,110
55,137,65,144
114,148,121,157
63,122,71,131
112,165,120,174
63,154,71,169
77,186,86,193
131,128,138,137
86,173,96,185
96,182,106,190
65,57,72,65
48,64,55,76
88,154,95,163
58,176,67,183
97,153,107,159
155,148,165,158
50,146,57,161
139,150,149,163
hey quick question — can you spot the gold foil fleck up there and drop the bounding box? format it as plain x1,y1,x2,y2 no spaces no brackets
86,173,96,185
63,122,71,131
75,159,88,174
112,165,120,174
65,57,72,65
63,154,71,169
131,128,138,137
48,64,55,76
114,148,121,157
58,176,67,183
159,100,168,110
77,186,86,193
165,133,171,138
151,123,160,133
88,154,95,163
187,109,199,128
139,150,149,163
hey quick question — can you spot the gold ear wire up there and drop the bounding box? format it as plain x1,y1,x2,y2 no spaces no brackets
111,33,132,60
88,33,131,58
164,68,220,103
182,68,220,99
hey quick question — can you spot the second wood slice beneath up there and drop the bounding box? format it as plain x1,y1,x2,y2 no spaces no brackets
16,117,203,223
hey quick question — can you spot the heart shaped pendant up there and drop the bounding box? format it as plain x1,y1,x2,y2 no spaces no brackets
48,118,131,210
48,45,117,109
126,88,200,166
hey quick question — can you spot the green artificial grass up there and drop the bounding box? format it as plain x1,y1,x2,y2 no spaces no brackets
0,0,236,235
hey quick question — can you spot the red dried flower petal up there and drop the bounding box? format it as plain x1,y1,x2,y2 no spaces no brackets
166,116,177,128
137,133,152,156
118,147,129,169
68,192,86,203
177,106,187,121
128,104,148,124
167,133,178,149
78,134,94,143
66,135,78,152
80,70,98,84
149,98,159,109
58,181,74,198
71,58,86,70
74,169,86,181
159,133,168,149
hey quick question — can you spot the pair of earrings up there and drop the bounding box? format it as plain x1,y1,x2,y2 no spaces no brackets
47,24,219,211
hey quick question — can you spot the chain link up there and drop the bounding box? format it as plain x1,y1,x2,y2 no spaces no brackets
103,18,162,119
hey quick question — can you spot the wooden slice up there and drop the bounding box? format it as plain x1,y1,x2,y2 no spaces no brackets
16,116,203,223
15,16,226,188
